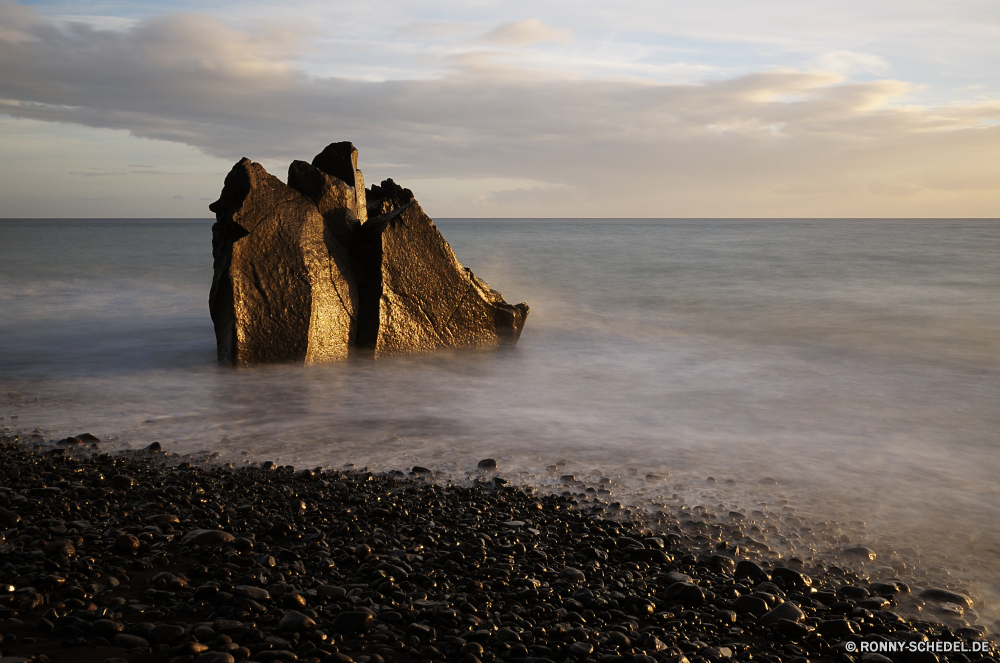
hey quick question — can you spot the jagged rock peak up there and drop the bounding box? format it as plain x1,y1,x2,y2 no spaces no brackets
367,178,415,217
208,142,528,366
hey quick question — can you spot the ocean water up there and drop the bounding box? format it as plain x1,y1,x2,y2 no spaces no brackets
1,218,998,627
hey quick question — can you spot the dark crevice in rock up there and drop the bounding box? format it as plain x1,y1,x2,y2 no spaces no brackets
350,206,404,352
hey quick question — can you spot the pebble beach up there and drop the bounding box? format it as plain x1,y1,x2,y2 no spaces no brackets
0,435,995,663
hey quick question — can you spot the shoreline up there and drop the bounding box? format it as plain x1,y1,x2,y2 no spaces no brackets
0,438,995,663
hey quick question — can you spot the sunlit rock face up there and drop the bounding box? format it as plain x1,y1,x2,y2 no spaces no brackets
208,157,357,366
208,142,528,366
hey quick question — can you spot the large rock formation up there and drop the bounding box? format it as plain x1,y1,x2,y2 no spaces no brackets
209,142,528,366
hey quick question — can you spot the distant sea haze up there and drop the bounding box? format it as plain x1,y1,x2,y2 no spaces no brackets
1,218,998,621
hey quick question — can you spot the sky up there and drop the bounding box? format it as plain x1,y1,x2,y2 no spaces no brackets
0,0,998,218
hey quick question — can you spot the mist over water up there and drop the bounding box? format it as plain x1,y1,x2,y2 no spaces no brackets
1,218,998,628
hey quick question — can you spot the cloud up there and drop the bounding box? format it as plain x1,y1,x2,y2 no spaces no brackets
816,50,891,76
475,19,572,47
0,4,998,217
396,21,476,41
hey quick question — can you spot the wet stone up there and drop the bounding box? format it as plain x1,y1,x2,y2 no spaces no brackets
333,610,373,635
114,633,150,648
870,580,909,596
278,609,315,631
317,584,347,600
175,641,210,655
495,627,521,642
195,653,235,663
0,507,20,528
663,582,705,607
844,546,877,560
817,619,858,637
233,585,270,602
759,601,805,626
862,655,894,663
735,560,767,582
255,651,298,662
734,595,769,617
709,554,736,573
919,588,973,608
181,529,236,546
775,618,812,639
770,567,811,589
149,623,187,642
91,619,125,636
114,533,140,555
477,458,498,469
43,539,75,558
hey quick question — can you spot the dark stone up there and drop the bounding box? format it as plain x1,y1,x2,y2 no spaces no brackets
839,585,870,599
176,642,210,657
91,619,125,636
194,653,235,663
630,548,672,565
919,588,973,607
149,623,187,642
461,642,485,656
477,459,498,470
759,601,805,626
899,651,939,663
708,554,735,574
255,651,298,662
114,633,150,648
233,585,270,602
817,619,858,637
735,560,768,582
114,534,140,555
843,546,876,560
43,539,75,558
111,474,136,489
733,595,769,617
662,571,693,584
774,618,812,639
859,597,890,610
663,582,705,606
771,567,811,589
495,627,521,642
0,508,21,527
869,580,909,596
332,610,373,634
324,654,354,663
278,609,315,631
317,585,347,600
182,529,235,546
